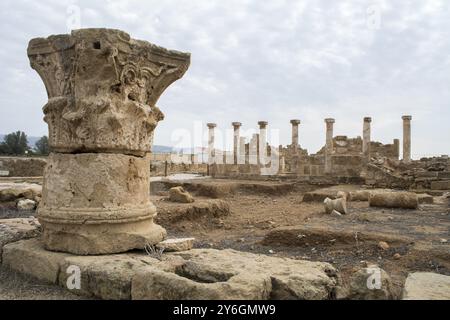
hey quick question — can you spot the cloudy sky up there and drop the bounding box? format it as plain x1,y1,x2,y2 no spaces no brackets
0,0,449,158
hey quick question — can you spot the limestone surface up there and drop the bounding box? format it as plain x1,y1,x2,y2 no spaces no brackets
2,239,338,300
402,272,450,300
132,249,338,300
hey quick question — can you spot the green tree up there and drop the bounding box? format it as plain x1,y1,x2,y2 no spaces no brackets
35,135,49,155
0,131,30,155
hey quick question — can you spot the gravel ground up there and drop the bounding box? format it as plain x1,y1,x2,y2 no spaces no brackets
0,266,91,300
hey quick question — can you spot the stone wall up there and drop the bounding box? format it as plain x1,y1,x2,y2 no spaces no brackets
151,161,207,176
0,157,47,177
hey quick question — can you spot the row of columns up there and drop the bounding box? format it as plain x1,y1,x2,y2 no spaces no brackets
207,116,412,165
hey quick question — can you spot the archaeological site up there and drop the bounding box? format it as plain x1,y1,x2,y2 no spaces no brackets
0,2,449,310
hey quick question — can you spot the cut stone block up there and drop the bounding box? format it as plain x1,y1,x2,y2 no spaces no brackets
430,180,450,190
403,272,450,300
0,218,40,263
417,194,434,204
2,238,69,284
1,238,338,300
369,191,418,209
156,238,195,252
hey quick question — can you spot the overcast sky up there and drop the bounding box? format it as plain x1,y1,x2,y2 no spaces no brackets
0,0,449,158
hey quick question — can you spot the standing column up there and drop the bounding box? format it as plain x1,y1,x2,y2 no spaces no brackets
290,119,301,148
207,123,217,165
402,115,412,163
27,29,190,254
232,122,242,165
363,117,372,159
258,121,268,165
324,118,335,174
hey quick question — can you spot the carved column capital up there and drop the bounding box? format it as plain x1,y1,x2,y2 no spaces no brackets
28,28,190,156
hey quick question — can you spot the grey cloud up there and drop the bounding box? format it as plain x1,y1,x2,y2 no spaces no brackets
0,0,449,158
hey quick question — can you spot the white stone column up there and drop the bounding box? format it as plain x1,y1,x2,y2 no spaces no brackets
207,123,217,165
290,119,301,148
324,118,335,174
232,122,242,165
258,121,268,165
239,137,246,164
402,115,412,163
363,117,372,159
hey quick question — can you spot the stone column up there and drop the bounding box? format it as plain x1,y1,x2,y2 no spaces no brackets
363,117,372,159
239,137,246,165
402,115,412,163
393,139,400,160
232,122,242,165
258,121,268,165
290,119,301,148
28,29,190,254
324,118,335,174
207,123,217,165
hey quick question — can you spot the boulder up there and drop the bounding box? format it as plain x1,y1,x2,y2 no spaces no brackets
17,199,37,211
156,238,195,252
342,266,394,300
0,217,40,263
169,186,194,203
369,191,418,209
324,197,348,215
402,272,450,300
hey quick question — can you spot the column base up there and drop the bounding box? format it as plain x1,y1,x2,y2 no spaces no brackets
40,217,166,255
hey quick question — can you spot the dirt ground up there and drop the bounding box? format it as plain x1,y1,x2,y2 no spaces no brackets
1,177,449,299
154,179,450,299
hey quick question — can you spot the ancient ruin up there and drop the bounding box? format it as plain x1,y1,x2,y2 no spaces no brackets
27,28,190,254
0,27,449,302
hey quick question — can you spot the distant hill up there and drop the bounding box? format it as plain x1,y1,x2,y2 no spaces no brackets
0,134,187,154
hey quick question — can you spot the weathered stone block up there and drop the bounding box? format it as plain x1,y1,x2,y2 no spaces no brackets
0,218,41,263
156,238,195,252
430,180,450,190
2,238,69,284
403,272,450,300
